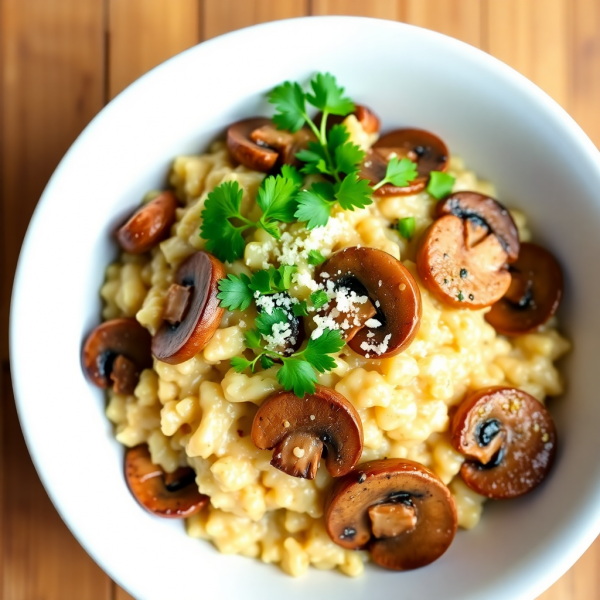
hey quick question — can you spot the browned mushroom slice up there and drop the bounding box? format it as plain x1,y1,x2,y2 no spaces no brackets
485,243,563,335
325,459,457,570
316,247,421,358
116,191,178,254
451,386,557,499
251,385,363,480
227,117,313,172
316,104,381,135
416,215,511,309
360,128,449,197
125,445,208,518
82,318,152,395
152,251,225,364
436,192,520,263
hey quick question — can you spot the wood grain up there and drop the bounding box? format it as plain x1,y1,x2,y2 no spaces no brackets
0,0,106,361
486,0,569,106
2,367,112,600
203,0,308,39
108,0,201,99
311,0,400,19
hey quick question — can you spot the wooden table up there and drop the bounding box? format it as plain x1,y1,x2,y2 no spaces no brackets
1,1,599,598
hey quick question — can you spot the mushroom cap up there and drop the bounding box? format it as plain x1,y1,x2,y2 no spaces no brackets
125,445,208,518
116,191,178,254
82,318,152,393
151,251,225,364
451,386,557,499
325,459,457,571
360,128,449,197
485,243,563,335
316,247,422,358
435,191,520,262
251,385,363,479
227,117,279,172
416,214,511,309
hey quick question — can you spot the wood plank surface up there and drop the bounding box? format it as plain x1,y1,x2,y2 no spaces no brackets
2,1,600,599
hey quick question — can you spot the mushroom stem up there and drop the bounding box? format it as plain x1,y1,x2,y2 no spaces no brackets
109,354,140,395
163,283,192,325
368,503,417,539
271,430,324,480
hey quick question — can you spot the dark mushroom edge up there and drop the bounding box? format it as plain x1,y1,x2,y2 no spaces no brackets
451,386,557,499
125,445,208,518
251,385,363,480
116,191,179,254
485,243,563,336
325,459,457,570
360,129,449,197
152,250,226,365
316,247,422,358
82,318,152,395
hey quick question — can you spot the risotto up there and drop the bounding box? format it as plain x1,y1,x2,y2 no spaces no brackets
83,73,570,577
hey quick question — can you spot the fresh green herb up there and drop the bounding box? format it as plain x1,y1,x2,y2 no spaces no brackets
217,265,297,310
310,290,329,309
307,249,326,266
397,216,416,241
255,308,289,337
200,172,302,262
427,171,455,200
292,301,309,317
270,73,374,229
457,290,464,302
372,157,419,191
232,327,345,397
280,164,304,187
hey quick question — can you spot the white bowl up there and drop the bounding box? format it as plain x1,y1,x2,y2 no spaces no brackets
10,16,600,600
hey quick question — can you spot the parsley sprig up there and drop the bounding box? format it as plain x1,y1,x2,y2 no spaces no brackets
232,327,345,397
200,167,303,263
269,73,419,229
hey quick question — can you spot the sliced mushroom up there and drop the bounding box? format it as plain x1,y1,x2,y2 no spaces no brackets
360,128,449,196
416,215,511,309
316,247,421,358
227,117,312,172
316,104,381,135
451,386,557,499
251,385,363,480
436,192,520,263
485,243,563,335
116,191,178,254
325,459,457,570
82,318,152,395
125,445,208,518
152,251,225,364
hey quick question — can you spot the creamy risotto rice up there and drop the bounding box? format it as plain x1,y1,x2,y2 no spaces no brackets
100,117,569,577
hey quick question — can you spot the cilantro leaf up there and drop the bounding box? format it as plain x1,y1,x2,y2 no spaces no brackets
248,270,272,295
255,308,289,337
427,171,455,200
295,189,333,229
257,174,299,224
231,356,253,373
384,157,419,187
310,290,329,309
335,173,373,211
292,301,309,317
327,124,350,154
249,266,297,295
217,273,253,310
268,81,307,132
335,141,365,175
306,73,355,116
280,164,304,187
244,329,263,350
277,358,318,397
296,142,330,176
398,216,416,241
307,249,326,266
303,329,345,373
